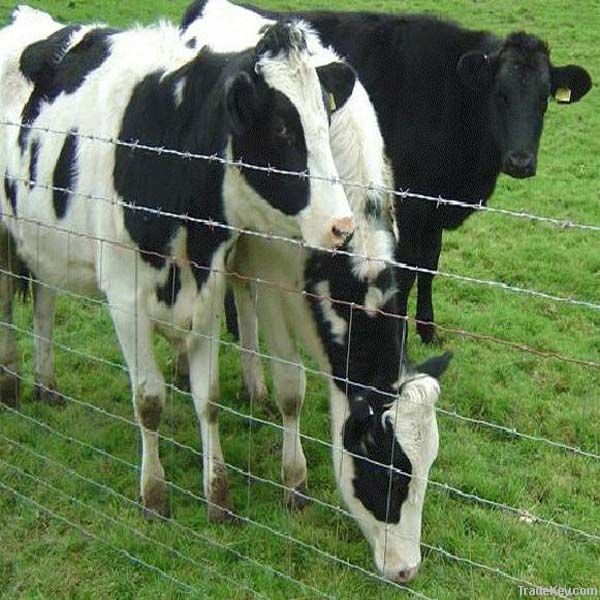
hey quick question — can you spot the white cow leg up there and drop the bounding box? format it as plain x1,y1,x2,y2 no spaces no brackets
261,298,308,510
0,231,19,408
109,298,169,518
32,281,60,405
232,279,267,403
187,317,234,523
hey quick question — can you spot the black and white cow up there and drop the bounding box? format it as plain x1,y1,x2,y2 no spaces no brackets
229,214,451,583
183,1,593,343
0,7,358,520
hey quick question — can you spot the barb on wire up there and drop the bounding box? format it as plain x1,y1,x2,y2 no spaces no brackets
2,366,599,546
4,172,600,313
4,119,600,233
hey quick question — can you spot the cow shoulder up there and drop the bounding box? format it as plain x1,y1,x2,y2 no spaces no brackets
114,56,230,283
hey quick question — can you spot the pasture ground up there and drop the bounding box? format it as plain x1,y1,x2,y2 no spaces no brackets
0,0,599,598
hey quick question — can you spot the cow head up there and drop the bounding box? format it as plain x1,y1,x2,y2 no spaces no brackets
334,353,451,583
224,20,356,248
339,376,441,583
457,32,591,179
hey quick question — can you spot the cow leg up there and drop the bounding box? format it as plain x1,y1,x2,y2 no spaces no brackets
0,229,20,408
109,300,169,519
32,281,61,405
415,229,443,344
232,279,267,404
187,312,234,523
261,297,308,510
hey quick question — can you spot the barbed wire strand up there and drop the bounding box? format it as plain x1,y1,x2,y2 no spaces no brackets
6,119,600,233
0,401,437,599
1,208,598,373
5,172,600,314
2,312,599,464
0,459,269,598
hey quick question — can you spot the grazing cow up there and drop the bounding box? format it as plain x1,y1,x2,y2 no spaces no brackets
183,1,593,343
228,211,451,583
0,6,358,520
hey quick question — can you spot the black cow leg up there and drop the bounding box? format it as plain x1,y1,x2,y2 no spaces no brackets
415,272,438,344
415,230,443,344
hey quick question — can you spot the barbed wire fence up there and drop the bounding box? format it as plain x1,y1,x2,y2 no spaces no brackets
0,120,598,598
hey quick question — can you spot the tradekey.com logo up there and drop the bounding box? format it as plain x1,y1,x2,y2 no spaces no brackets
519,587,598,598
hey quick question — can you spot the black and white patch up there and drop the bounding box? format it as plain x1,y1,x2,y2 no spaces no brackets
3,174,17,217
156,263,182,306
52,129,78,219
28,139,40,190
19,26,116,153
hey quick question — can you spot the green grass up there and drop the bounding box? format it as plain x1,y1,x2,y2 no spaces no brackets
1,0,599,598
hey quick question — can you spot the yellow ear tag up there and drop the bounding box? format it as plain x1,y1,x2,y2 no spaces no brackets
328,92,337,111
556,87,572,103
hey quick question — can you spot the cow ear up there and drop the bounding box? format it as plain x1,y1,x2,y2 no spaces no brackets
457,51,493,91
416,351,453,380
225,72,257,135
550,65,592,103
317,62,356,112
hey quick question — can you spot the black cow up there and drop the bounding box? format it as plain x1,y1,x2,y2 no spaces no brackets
183,2,593,343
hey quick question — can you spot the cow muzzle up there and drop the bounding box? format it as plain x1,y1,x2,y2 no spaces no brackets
502,151,537,179
299,207,355,250
328,216,355,247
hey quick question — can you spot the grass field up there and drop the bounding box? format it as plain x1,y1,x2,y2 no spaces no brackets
0,0,599,598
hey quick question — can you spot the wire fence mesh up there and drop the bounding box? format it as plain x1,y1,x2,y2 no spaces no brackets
0,118,598,599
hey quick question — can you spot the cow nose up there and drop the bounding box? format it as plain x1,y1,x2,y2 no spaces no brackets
504,152,536,178
328,216,355,247
396,564,419,583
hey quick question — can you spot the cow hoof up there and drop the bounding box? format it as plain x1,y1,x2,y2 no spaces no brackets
284,481,310,511
416,322,439,345
34,384,65,407
207,466,238,524
0,374,20,408
141,480,170,520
